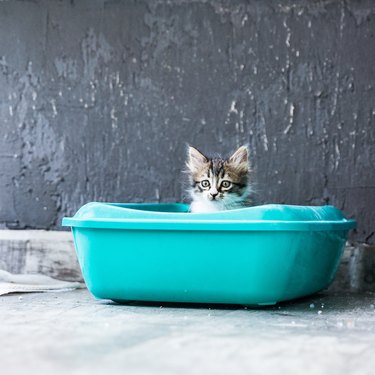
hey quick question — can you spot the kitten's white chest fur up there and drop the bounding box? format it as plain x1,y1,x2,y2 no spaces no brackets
189,192,249,213
189,198,224,213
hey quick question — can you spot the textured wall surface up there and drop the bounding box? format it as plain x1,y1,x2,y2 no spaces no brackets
0,0,374,243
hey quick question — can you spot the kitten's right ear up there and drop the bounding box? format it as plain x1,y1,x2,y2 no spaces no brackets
187,146,208,172
227,145,249,174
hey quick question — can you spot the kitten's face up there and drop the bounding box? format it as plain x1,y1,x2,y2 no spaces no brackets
186,145,251,211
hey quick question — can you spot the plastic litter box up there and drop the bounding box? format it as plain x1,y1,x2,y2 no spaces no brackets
63,203,356,306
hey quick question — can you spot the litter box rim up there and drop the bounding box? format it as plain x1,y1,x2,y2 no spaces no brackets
62,217,356,231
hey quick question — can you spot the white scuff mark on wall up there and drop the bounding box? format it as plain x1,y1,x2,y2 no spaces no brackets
241,14,248,26
9,106,13,117
283,19,291,71
110,108,118,129
272,137,277,151
335,141,340,169
289,102,295,122
239,109,244,133
283,19,291,47
307,116,314,136
283,124,292,135
283,103,295,134
32,91,37,101
50,99,57,117
229,100,238,115
218,130,223,143
257,113,269,152
331,7,345,117
225,99,240,126
339,3,345,35
331,71,340,117
263,133,269,152
89,80,97,103
285,31,291,47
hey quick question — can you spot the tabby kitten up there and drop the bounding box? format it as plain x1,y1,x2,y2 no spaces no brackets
186,145,252,212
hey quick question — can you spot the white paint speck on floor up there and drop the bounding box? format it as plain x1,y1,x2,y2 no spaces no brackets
1,289,375,375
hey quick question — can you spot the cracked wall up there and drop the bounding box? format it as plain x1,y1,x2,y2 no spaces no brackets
0,0,374,243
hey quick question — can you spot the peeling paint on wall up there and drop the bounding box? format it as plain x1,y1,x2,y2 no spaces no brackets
0,0,374,244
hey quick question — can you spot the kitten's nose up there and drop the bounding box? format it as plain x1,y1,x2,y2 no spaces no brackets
209,189,219,199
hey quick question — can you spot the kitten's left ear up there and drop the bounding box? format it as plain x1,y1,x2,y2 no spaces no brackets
228,145,249,172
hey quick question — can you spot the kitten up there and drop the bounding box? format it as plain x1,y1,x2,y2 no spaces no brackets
186,145,252,212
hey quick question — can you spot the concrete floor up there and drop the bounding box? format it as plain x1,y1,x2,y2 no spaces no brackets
1,289,375,375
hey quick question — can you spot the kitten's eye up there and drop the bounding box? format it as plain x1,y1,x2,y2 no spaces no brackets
200,180,210,188
221,180,232,188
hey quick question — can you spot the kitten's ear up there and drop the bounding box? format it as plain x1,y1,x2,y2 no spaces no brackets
228,145,249,173
187,146,208,172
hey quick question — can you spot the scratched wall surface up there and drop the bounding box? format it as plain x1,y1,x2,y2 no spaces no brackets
0,0,374,243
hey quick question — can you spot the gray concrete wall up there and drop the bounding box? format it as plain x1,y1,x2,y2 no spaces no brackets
0,0,374,243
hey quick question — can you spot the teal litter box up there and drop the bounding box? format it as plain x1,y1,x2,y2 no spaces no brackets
62,203,356,306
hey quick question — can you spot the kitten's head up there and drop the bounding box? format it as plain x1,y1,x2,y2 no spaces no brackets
186,145,252,210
